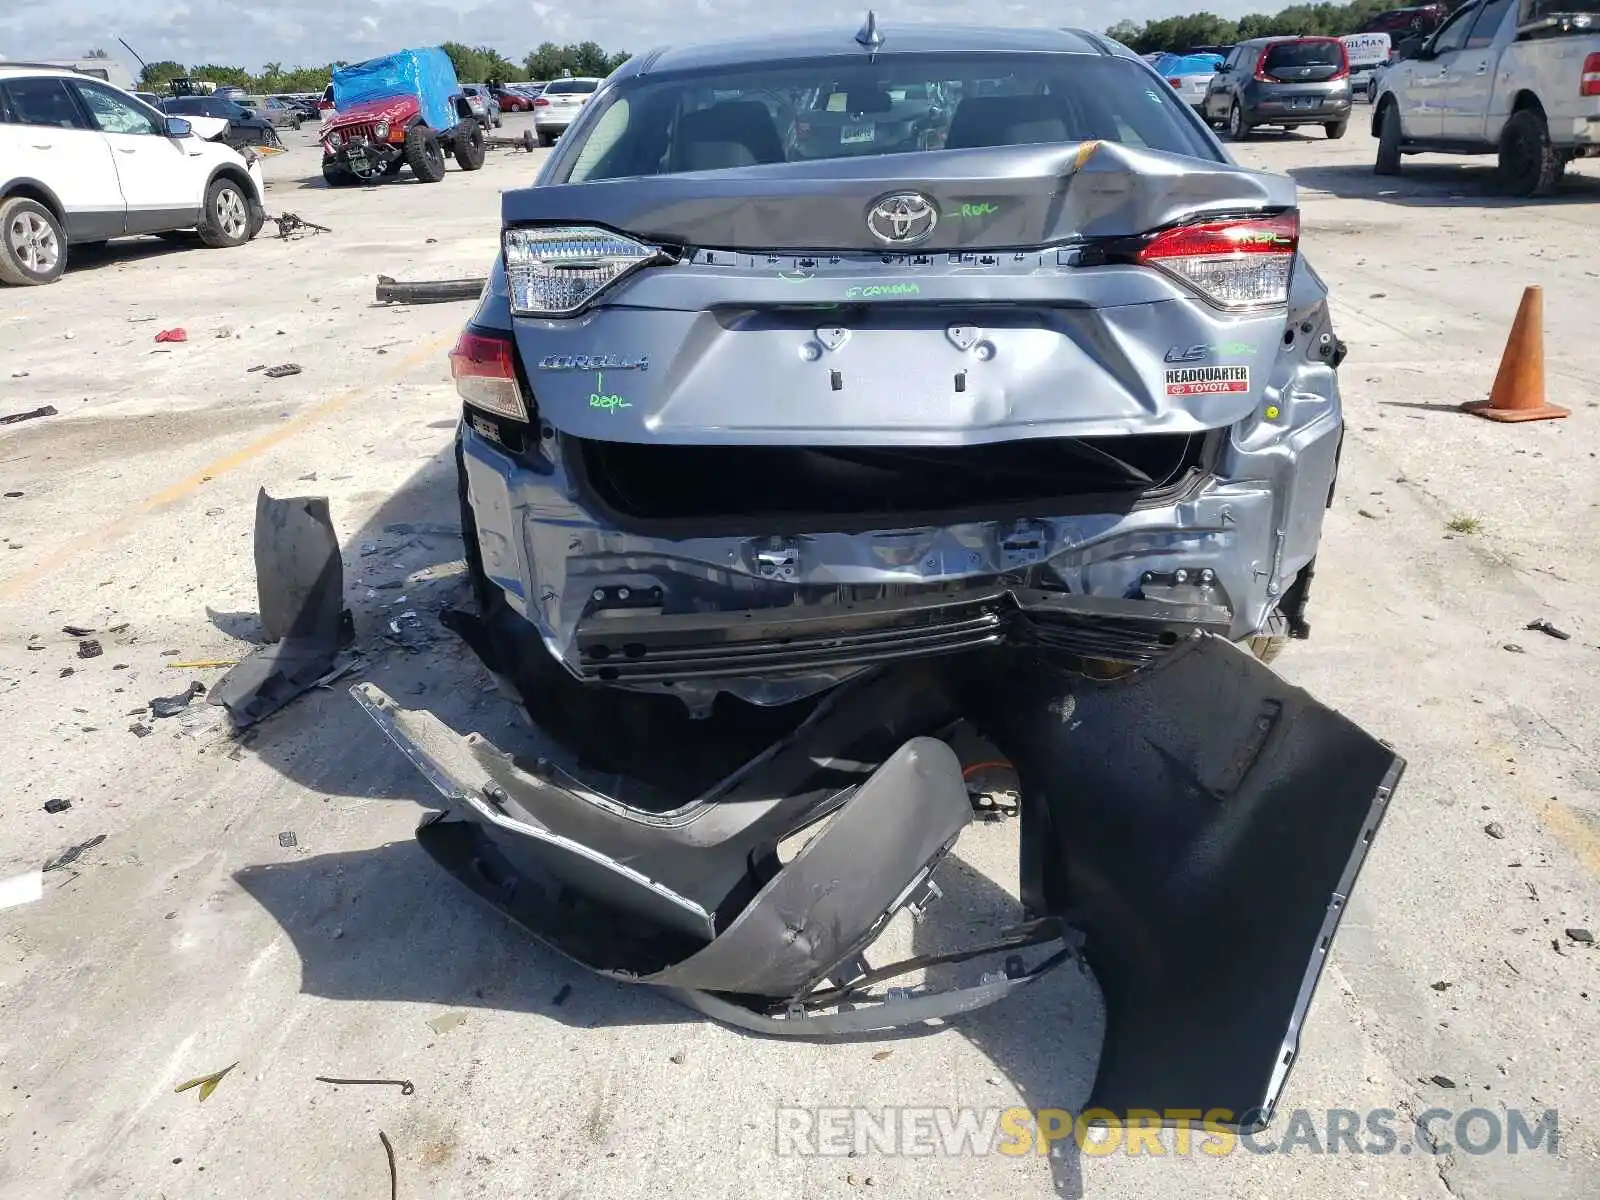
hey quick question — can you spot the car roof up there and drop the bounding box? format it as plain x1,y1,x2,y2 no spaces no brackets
0,64,82,80
633,24,1112,76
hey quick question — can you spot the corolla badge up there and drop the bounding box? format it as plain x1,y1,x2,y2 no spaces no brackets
537,354,649,371
866,192,938,246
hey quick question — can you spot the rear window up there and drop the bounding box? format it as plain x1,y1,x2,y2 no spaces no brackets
562,53,1215,182
545,79,600,95
1263,40,1344,71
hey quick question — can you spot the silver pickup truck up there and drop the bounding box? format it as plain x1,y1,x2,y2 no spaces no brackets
1372,0,1600,193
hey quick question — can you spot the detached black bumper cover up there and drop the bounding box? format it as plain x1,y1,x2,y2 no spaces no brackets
353,634,1402,1130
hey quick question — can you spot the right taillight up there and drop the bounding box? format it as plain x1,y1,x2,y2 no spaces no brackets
450,329,528,421
1583,53,1600,97
1136,212,1299,310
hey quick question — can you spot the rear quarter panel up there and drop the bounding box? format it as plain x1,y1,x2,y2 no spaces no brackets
1487,35,1600,143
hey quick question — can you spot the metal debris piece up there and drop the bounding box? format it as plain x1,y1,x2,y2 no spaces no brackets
279,831,298,849
374,275,486,305
263,363,302,379
1429,981,1452,992
1430,1074,1457,1089
169,659,239,669
1525,619,1571,641
150,681,206,718
379,1131,397,1200
273,212,332,239
76,639,103,659
129,722,153,738
1567,928,1595,945
382,522,460,539
62,624,96,637
1502,643,1525,654
1484,822,1506,839
43,798,72,814
315,1075,416,1095
43,834,106,872
1,404,58,426
426,1010,468,1035
174,1061,238,1102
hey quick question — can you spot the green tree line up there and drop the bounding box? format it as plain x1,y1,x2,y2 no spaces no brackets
1106,0,1464,54
138,41,630,94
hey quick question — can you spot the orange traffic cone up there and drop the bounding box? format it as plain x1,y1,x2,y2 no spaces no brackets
1461,286,1568,423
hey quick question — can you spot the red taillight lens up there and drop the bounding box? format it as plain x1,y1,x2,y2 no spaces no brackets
1583,53,1600,97
1136,212,1299,309
533,96,550,107
1167,77,1183,88
450,330,528,421
1331,42,1350,81
1253,47,1273,82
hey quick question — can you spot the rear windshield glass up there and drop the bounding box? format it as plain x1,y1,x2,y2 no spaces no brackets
545,79,600,95
1263,40,1344,71
563,53,1215,181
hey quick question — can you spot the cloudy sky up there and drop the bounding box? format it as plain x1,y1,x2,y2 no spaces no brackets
1,0,1257,75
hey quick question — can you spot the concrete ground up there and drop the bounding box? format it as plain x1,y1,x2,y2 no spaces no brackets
1,110,1597,1200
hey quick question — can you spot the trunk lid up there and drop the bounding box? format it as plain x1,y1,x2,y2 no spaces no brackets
502,141,1297,445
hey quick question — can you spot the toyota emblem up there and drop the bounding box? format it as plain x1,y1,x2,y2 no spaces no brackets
866,192,938,246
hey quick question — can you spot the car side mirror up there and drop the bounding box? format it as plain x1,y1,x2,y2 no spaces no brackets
1398,36,1424,59
164,116,192,138
239,108,255,119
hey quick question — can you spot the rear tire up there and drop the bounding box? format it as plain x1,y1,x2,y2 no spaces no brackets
1225,101,1251,141
0,197,66,286
1498,108,1560,197
405,124,447,183
537,130,555,147
195,177,252,249
1324,119,1348,140
454,121,486,171
1374,102,1402,175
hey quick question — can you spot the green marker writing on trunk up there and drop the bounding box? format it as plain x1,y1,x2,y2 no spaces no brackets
589,372,629,411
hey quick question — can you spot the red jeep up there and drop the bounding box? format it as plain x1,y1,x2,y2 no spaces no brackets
319,48,487,186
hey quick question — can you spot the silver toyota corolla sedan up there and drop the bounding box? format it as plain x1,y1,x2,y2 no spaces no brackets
356,18,1398,1135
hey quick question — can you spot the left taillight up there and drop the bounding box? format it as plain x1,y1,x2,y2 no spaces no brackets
1582,53,1600,97
449,329,528,421
1136,212,1299,310
503,225,666,317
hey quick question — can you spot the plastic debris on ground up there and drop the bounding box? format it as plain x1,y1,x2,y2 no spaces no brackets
154,328,188,344
425,1010,467,1035
263,363,302,379
43,798,72,814
150,681,207,718
43,834,106,873
0,871,44,910
77,639,103,659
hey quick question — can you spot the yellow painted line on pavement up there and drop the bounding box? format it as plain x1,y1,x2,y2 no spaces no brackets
0,334,453,603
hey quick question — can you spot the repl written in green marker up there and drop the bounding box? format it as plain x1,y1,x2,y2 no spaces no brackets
956,202,1000,218
589,372,630,411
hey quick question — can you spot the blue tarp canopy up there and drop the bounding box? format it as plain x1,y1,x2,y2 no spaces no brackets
1153,52,1224,76
332,46,460,133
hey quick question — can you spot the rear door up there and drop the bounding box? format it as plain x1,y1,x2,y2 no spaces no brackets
1440,0,1514,139
0,75,125,239
71,81,205,233
1203,47,1244,120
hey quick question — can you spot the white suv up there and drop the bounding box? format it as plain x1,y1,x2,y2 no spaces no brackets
0,64,267,286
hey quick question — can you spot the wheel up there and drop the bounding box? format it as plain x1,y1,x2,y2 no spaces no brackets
1375,102,1402,175
1498,108,1560,197
1247,607,1289,665
321,160,355,187
454,121,487,171
1225,101,1251,141
0,197,66,286
1324,119,1348,140
537,130,555,148
196,176,253,248
404,124,447,183
291,117,302,131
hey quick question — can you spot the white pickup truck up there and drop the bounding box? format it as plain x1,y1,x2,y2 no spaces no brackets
1371,0,1600,193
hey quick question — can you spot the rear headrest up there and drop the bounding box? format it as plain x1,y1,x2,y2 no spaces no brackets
844,88,894,115
674,101,784,171
946,95,1072,150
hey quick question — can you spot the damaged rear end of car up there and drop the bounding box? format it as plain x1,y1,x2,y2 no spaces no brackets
356,24,1399,1132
